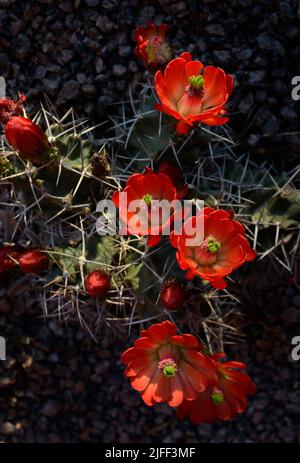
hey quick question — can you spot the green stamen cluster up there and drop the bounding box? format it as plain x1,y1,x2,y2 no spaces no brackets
143,193,153,205
207,238,221,254
163,365,177,377
158,357,178,378
211,391,224,405
189,75,205,90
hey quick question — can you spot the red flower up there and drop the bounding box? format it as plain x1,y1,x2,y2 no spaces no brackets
134,23,172,69
112,168,179,247
19,249,49,273
121,320,216,407
157,162,188,200
0,95,26,125
154,52,234,135
85,270,111,298
5,116,50,165
170,207,256,289
160,279,186,311
0,246,20,272
177,353,256,424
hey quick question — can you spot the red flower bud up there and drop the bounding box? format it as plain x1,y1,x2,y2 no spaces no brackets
0,95,26,125
85,270,111,298
134,23,172,69
0,246,20,272
19,249,49,273
5,116,50,165
160,280,186,310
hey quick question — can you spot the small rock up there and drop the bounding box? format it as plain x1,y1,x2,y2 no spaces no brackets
59,0,73,12
41,400,64,418
233,47,252,61
76,73,86,84
128,61,138,73
212,50,231,64
95,57,104,73
86,0,100,6
257,32,285,57
118,46,132,58
58,80,80,101
82,84,96,96
34,65,46,80
42,75,61,95
1,422,15,435
248,70,266,85
112,64,127,77
252,411,263,425
280,107,298,120
96,16,114,32
239,93,254,113
205,24,226,37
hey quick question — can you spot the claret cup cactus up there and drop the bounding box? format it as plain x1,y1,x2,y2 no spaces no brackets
1,21,299,428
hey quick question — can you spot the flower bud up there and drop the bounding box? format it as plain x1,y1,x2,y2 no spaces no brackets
19,249,49,274
160,279,186,310
85,270,111,298
134,23,172,69
5,116,50,165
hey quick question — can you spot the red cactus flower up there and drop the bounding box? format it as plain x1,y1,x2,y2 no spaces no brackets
85,270,111,298
0,95,26,125
157,162,188,200
121,320,216,407
19,249,49,273
0,246,20,272
177,353,256,424
5,116,50,165
160,279,186,310
112,168,180,247
134,23,172,69
154,52,234,135
170,207,256,289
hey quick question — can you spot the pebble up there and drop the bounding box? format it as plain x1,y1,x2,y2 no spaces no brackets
58,80,80,101
112,64,127,77
86,0,101,6
0,0,296,151
95,57,104,73
1,422,15,435
212,50,231,64
41,400,64,418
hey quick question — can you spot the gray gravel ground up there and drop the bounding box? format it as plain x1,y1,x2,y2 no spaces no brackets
0,276,299,443
0,0,299,158
0,0,300,443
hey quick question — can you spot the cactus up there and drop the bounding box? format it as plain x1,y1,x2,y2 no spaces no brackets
0,108,111,224
1,71,299,353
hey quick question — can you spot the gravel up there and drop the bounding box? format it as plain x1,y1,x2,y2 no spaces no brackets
0,0,298,157
0,0,299,443
0,277,299,443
